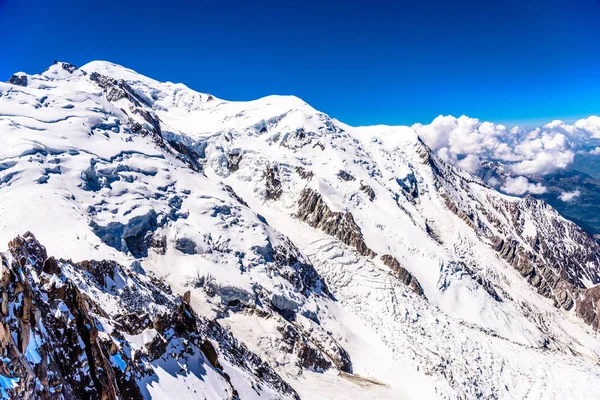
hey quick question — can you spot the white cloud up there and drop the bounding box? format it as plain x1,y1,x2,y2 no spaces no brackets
500,176,548,195
590,147,600,155
487,177,501,187
559,189,581,202
456,154,481,174
510,150,574,176
412,115,600,176
574,116,600,138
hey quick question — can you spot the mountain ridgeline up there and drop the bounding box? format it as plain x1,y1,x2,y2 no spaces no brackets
1,61,600,399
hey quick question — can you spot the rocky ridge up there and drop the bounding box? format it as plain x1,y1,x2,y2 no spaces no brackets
3,60,600,399
0,232,300,399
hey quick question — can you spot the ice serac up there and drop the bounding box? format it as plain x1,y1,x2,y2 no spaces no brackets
3,60,600,399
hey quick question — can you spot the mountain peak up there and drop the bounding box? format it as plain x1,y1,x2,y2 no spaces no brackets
3,60,600,399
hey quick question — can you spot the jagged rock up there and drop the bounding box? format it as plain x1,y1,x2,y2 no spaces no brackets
182,290,191,304
224,184,249,207
265,164,283,200
42,256,61,275
149,232,167,255
167,140,204,172
337,170,355,181
8,74,28,86
281,128,315,150
278,324,331,372
297,188,376,258
228,149,243,172
436,155,600,322
175,237,198,255
295,166,314,180
90,71,149,108
130,122,143,133
55,61,77,73
397,171,419,198
360,181,376,201
380,255,424,296
201,339,223,369
0,233,301,399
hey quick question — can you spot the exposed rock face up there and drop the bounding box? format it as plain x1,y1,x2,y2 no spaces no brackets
166,139,204,173
268,234,332,299
297,188,376,258
227,149,243,172
360,181,376,201
490,235,575,309
576,286,600,331
265,164,283,200
89,70,208,176
337,170,355,182
175,237,198,255
426,146,600,328
397,171,419,199
8,74,28,87
54,61,77,73
0,232,300,399
90,71,150,108
295,166,314,180
380,255,424,296
276,321,352,373
224,184,249,207
281,128,316,150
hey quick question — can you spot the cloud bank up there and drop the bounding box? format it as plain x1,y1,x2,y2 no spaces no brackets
412,115,600,194
500,176,548,195
559,190,581,202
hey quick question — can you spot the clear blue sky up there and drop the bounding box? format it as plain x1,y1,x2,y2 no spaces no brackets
2,0,599,126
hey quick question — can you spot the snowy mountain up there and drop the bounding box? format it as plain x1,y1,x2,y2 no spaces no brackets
412,115,600,237
2,61,600,399
478,159,600,236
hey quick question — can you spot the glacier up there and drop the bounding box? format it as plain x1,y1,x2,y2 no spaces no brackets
0,60,600,399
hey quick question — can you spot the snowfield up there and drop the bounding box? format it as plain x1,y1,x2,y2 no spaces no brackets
1,61,600,399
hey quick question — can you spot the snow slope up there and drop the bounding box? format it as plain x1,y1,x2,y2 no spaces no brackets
1,60,600,399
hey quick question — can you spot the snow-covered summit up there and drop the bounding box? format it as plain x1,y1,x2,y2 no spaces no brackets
2,60,600,399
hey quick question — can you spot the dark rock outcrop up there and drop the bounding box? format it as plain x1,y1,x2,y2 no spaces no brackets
54,61,77,73
397,172,419,199
277,323,352,374
296,188,376,258
228,150,243,172
89,71,149,108
175,237,198,255
576,286,600,331
224,184,249,207
0,232,301,399
380,255,424,296
337,170,355,182
8,74,27,87
431,149,600,329
265,164,283,200
360,181,376,201
295,166,314,180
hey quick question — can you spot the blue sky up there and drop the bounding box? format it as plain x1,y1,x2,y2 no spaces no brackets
2,0,599,127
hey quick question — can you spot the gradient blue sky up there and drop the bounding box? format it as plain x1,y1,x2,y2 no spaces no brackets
2,0,599,127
